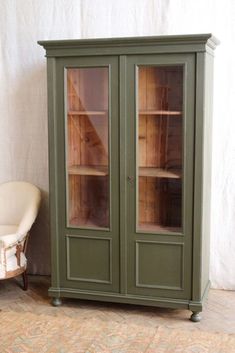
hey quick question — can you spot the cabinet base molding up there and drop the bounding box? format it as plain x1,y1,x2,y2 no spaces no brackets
48,286,209,317
189,280,211,312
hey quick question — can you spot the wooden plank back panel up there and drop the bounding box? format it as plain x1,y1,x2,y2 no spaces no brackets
138,66,183,229
66,67,109,227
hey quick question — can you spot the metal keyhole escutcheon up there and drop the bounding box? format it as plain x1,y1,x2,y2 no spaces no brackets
127,176,134,183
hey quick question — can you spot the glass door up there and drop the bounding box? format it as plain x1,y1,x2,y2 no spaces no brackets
66,67,109,229
126,54,195,299
137,65,183,234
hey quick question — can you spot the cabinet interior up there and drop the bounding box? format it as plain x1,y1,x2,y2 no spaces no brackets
66,65,183,233
138,66,183,233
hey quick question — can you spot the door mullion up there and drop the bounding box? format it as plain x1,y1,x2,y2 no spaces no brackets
119,55,127,294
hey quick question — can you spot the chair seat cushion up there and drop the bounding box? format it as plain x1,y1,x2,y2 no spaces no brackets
0,225,19,247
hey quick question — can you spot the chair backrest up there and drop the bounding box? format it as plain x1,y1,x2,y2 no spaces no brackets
0,181,41,236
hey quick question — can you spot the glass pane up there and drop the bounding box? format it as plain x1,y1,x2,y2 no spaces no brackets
137,66,183,233
66,67,109,228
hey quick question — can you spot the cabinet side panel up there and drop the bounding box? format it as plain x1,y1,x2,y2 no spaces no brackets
47,57,60,291
192,53,204,302
193,52,214,303
201,52,214,297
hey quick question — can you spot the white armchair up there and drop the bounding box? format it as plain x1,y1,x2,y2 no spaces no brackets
0,181,41,289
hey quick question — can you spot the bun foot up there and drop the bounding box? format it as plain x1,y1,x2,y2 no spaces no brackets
52,297,62,307
190,311,201,322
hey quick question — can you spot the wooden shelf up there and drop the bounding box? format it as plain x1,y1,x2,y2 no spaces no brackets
69,166,180,178
68,110,107,116
70,218,107,228
139,110,182,116
68,165,108,176
139,167,181,179
138,223,181,233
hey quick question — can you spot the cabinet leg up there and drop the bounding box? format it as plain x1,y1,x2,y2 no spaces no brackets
190,311,201,322
52,297,62,307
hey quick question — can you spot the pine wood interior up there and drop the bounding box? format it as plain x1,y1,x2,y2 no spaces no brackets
66,65,183,231
138,66,183,232
67,67,109,228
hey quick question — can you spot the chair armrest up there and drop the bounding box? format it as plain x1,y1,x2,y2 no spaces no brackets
0,232,27,249
17,198,41,237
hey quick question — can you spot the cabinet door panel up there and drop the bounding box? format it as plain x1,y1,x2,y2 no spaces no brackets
55,56,119,293
125,54,195,299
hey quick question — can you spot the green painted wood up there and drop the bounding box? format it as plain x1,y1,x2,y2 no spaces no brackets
125,53,195,300
201,53,214,298
47,57,60,291
48,286,191,310
119,55,128,294
189,280,211,312
40,34,218,316
38,33,219,49
52,297,62,306
67,236,112,283
48,283,210,312
190,312,201,322
136,241,183,289
192,51,215,305
192,52,205,302
38,34,219,58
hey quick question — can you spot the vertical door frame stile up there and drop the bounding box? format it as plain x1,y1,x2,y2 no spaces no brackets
108,64,112,231
119,55,127,294
63,66,69,229
182,62,187,236
108,62,114,232
134,64,139,232
47,57,60,294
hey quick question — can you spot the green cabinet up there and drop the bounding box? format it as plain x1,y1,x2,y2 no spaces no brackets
38,34,219,321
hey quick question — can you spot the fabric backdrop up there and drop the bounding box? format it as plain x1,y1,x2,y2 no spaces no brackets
0,0,234,289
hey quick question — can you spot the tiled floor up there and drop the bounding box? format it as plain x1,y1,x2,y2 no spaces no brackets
0,275,234,334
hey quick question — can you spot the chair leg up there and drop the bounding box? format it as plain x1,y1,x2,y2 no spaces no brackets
22,271,28,291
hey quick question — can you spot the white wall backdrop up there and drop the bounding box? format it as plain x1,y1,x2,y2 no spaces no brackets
0,0,234,289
